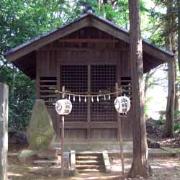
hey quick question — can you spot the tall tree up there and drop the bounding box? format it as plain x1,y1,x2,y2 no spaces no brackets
0,0,69,130
128,0,151,178
178,0,180,70
163,0,176,137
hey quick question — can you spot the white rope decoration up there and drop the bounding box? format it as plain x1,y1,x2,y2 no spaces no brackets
54,89,123,98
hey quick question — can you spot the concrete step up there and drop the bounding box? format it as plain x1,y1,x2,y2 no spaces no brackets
75,152,105,173
76,164,102,169
77,168,103,173
77,151,102,156
33,160,59,166
76,158,100,161
76,156,101,160
76,159,100,165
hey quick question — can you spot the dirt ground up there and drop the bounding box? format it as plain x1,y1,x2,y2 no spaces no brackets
8,152,180,180
8,119,180,180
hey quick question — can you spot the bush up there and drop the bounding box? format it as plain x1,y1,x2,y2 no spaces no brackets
174,122,180,134
0,67,35,131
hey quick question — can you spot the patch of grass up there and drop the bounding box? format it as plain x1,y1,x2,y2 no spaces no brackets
174,122,180,133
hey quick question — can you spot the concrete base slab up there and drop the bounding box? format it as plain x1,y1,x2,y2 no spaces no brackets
52,141,179,158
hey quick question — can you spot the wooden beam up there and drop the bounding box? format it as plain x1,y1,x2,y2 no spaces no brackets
91,18,130,43
89,122,118,128
91,16,173,63
143,42,173,63
6,13,173,66
6,17,91,62
58,122,118,129
39,48,128,52
59,38,119,43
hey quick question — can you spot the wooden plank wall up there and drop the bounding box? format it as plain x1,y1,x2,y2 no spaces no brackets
36,27,133,141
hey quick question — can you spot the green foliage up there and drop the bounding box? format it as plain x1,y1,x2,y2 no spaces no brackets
174,110,180,119
156,117,164,125
98,0,129,28
0,0,176,131
144,96,153,118
0,0,66,54
174,122,180,133
156,111,166,125
0,0,68,131
0,67,35,130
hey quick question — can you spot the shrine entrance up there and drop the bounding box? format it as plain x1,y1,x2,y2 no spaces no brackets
60,65,117,140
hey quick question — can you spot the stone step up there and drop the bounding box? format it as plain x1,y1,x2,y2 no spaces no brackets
76,164,102,169
77,168,102,173
75,152,105,173
33,160,59,166
76,156,101,160
8,153,18,157
76,152,101,156
76,159,100,165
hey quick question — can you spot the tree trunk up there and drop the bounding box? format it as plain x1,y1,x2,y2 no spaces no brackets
164,61,175,137
175,73,179,121
175,0,180,120
0,83,8,180
163,0,176,138
128,0,151,178
178,0,180,71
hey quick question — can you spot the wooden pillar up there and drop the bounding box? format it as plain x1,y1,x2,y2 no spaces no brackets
0,83,8,180
115,83,124,176
61,86,65,177
57,55,61,138
36,51,40,99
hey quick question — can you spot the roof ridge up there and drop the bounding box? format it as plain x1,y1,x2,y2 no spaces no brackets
4,12,174,59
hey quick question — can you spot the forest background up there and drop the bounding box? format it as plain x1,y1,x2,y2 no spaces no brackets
0,0,179,136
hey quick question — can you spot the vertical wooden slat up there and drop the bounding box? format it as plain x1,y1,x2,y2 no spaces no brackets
57,51,61,137
36,51,40,98
0,83,8,180
115,83,125,176
87,65,91,139
61,86,65,177
117,52,122,140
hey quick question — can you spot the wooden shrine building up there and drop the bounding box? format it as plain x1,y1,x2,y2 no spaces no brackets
5,13,173,141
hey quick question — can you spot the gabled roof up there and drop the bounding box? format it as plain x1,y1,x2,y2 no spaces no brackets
4,12,174,78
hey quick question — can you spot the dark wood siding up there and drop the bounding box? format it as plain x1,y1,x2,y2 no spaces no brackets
36,27,132,140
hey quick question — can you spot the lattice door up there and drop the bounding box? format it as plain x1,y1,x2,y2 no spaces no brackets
60,65,117,122
60,65,88,121
91,65,117,121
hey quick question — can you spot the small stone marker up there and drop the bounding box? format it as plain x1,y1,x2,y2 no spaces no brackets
27,99,55,151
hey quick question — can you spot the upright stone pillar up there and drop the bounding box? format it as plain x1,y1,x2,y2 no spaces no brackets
0,83,8,180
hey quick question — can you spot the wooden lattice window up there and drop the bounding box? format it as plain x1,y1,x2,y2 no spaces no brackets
120,77,132,99
39,77,57,106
